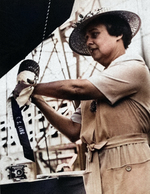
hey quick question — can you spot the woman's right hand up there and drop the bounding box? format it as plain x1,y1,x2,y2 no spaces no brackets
31,94,45,105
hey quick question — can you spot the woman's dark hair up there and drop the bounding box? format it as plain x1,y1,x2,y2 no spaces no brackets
84,15,132,49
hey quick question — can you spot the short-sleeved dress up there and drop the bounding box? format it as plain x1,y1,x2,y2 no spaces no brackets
71,53,150,194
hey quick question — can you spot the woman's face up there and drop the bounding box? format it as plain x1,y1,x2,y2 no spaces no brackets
85,24,123,67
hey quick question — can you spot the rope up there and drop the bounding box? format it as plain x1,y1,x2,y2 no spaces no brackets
37,0,53,172
38,0,52,65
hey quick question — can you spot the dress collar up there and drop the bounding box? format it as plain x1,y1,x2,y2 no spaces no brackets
108,52,144,68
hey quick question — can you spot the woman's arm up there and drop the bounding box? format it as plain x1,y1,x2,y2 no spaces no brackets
32,95,81,142
33,79,105,100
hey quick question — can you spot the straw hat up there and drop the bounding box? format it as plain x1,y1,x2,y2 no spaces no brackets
69,8,141,56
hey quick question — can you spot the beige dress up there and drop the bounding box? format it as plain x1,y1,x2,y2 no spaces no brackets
72,53,150,194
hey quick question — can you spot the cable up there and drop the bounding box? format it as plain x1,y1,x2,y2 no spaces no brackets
38,0,52,65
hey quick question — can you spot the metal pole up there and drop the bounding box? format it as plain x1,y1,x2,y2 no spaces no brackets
58,28,71,79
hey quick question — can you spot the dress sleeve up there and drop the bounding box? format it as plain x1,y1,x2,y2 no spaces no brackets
88,60,146,104
70,106,82,124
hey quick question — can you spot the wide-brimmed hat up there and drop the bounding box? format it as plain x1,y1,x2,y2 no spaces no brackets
69,8,141,56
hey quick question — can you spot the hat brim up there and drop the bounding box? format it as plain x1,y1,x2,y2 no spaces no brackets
69,10,141,56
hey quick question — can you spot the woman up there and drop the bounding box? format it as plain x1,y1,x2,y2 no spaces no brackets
14,8,150,194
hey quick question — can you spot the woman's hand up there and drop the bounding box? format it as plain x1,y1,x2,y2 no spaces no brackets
13,81,30,99
31,94,45,105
